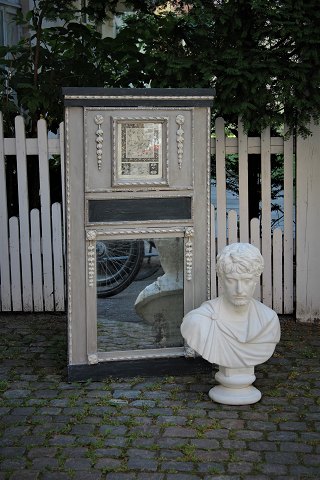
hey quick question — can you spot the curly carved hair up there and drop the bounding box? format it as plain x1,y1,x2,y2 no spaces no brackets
216,243,264,278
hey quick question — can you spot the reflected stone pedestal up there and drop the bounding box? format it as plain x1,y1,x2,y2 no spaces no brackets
135,238,184,347
209,366,261,405
135,288,183,347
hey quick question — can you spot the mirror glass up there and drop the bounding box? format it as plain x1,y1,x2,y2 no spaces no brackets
96,237,184,352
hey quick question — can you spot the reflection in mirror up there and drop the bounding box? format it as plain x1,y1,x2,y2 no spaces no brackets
97,238,184,352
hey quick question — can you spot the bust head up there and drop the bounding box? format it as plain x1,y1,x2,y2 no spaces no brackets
216,243,264,307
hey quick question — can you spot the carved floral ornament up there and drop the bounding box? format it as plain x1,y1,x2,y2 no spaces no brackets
88,354,98,365
185,227,194,281
94,114,104,170
176,114,185,169
86,230,96,287
86,230,97,241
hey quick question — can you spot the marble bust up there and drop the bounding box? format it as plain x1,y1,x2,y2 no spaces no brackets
181,242,281,404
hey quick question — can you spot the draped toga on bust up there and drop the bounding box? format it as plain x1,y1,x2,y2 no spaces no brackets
181,296,281,368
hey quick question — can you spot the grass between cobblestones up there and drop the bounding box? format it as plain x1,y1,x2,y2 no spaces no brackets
0,314,320,480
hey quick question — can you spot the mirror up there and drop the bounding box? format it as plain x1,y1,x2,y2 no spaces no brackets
96,237,184,352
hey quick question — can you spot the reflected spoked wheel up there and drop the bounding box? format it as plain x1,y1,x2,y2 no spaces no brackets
96,240,144,297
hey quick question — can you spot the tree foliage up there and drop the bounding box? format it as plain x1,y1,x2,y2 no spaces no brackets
1,0,320,136
0,0,121,135
116,0,320,136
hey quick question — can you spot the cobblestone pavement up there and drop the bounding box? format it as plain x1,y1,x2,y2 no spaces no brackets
0,314,320,480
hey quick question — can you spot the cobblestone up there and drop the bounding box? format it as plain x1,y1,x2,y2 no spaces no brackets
0,314,320,479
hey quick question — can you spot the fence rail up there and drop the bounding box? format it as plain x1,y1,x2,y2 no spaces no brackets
0,113,295,314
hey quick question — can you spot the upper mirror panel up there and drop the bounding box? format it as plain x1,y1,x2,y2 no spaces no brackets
84,108,193,192
96,237,184,353
112,117,168,186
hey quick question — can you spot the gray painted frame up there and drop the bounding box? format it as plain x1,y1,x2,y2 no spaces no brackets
64,89,214,376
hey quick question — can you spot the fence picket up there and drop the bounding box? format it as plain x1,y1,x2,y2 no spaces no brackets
250,218,262,300
59,122,66,255
15,116,33,310
215,117,227,255
283,129,294,313
273,228,283,313
228,210,238,244
210,205,217,298
261,126,272,308
38,119,54,310
250,218,261,250
0,112,11,310
238,120,249,242
9,217,22,311
52,203,65,311
30,209,44,311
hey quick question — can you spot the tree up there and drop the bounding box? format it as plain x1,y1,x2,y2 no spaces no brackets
0,0,121,136
1,0,319,136
108,0,318,223
112,0,320,136
0,0,122,215
1,0,318,220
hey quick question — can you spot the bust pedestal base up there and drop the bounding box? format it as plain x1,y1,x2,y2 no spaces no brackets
208,366,261,405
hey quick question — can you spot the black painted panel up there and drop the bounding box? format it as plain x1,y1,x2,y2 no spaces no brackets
62,87,215,107
68,357,212,381
88,197,192,223
65,99,213,107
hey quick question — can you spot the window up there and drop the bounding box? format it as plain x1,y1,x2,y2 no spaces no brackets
80,0,88,24
0,10,4,45
0,2,21,47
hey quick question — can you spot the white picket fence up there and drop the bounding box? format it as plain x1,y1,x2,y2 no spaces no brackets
0,113,295,314
0,113,65,311
210,118,294,314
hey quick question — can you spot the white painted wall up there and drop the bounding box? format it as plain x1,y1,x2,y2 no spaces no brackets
296,121,320,322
